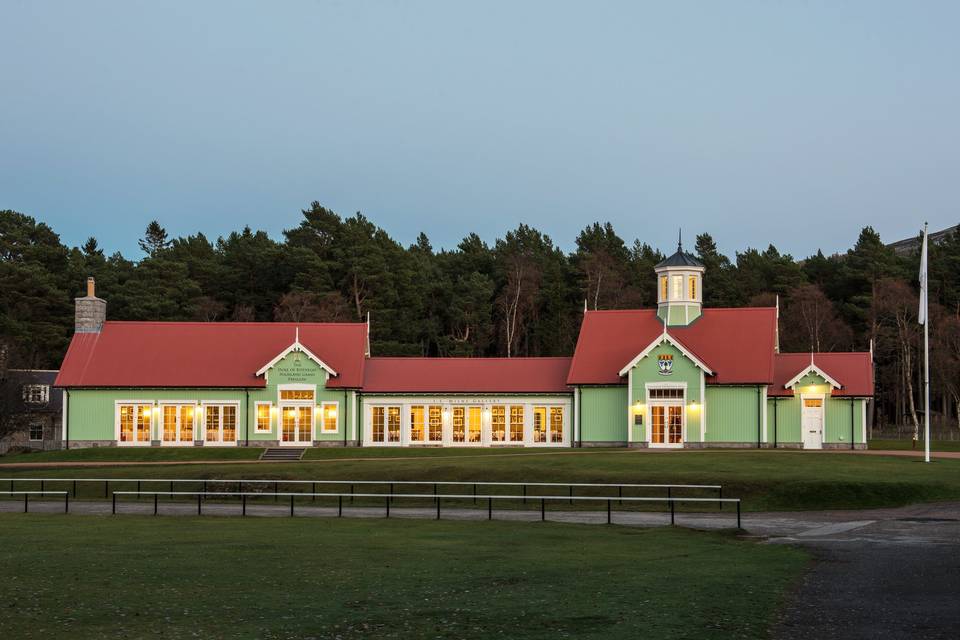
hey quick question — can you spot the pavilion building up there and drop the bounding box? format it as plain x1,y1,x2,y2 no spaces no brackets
55,243,873,450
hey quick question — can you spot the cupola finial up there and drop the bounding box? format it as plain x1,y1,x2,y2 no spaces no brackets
678,229,683,253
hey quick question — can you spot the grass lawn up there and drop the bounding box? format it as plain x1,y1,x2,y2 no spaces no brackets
868,438,960,452
0,514,807,640
2,448,960,511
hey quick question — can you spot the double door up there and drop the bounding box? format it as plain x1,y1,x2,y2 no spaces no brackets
281,405,313,445
650,403,683,446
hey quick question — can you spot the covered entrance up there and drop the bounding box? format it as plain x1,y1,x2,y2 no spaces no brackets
649,387,684,448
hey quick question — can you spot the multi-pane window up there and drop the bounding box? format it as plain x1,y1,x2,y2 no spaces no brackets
23,384,50,404
256,403,272,433
204,404,237,444
660,276,668,300
372,407,385,442
468,406,481,443
410,405,425,442
549,407,564,443
491,406,506,442
688,276,697,300
509,406,524,441
29,421,43,441
321,403,338,433
162,405,195,443
280,389,314,401
118,404,152,443
672,275,683,300
428,406,443,442
649,388,684,399
533,407,547,443
452,407,465,443
387,406,401,442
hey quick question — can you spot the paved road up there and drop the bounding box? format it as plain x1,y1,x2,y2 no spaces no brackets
3,497,957,638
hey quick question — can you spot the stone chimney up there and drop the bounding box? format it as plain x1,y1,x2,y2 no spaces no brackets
75,277,106,333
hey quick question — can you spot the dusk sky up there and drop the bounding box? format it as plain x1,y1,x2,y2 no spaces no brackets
2,1,957,259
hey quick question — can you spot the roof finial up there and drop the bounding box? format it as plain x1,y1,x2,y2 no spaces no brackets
678,228,683,253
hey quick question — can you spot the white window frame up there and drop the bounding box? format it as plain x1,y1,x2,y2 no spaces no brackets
320,401,340,434
158,400,199,446
645,382,687,449
200,401,240,447
254,401,273,434
29,421,44,442
22,384,50,404
114,400,155,447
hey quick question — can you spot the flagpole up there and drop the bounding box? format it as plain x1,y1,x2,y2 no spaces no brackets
923,222,931,463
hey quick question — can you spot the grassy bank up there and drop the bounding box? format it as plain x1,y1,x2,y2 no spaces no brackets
868,438,960,452
0,514,807,639
2,449,959,511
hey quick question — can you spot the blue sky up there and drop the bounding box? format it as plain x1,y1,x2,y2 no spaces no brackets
1,1,957,258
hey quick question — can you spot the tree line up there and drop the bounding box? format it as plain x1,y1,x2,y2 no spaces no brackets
2,204,958,435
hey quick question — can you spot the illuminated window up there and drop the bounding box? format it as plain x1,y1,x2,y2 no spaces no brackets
387,406,401,442
410,405,425,441
549,407,564,443
651,405,665,444
372,407,385,442
490,406,506,442
255,403,272,433
688,276,697,300
672,275,682,300
509,406,524,441
533,407,547,443
452,407,465,443
468,406,482,443
203,404,238,444
280,389,315,401
660,276,668,300
162,404,196,443
117,403,152,443
667,406,682,444
428,406,443,442
321,402,339,433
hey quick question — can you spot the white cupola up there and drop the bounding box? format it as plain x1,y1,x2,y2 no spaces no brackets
655,232,705,326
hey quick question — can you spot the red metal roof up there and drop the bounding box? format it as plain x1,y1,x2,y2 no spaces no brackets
362,357,573,394
567,308,778,385
54,322,367,388
769,352,874,397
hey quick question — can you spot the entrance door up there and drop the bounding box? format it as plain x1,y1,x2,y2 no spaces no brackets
650,404,683,446
802,397,824,449
280,405,313,445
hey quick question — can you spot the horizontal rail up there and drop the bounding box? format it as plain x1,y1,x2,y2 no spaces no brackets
0,490,69,514
0,478,721,490
109,490,742,527
112,491,738,503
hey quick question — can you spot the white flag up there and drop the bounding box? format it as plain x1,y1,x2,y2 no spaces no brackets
918,225,928,325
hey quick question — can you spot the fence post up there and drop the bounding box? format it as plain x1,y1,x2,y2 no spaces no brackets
670,499,675,526
154,493,158,516
312,482,316,502
65,492,69,514
522,484,526,505
736,500,741,529
488,497,492,520
170,481,174,494
40,479,44,493
541,498,545,522
112,492,116,515
436,496,440,520
242,494,246,517
338,495,343,517
386,496,390,519
569,485,573,505
607,499,611,525
290,494,294,517
274,481,278,502
197,494,202,516
137,480,141,495
23,493,28,513
618,485,622,505
473,483,477,505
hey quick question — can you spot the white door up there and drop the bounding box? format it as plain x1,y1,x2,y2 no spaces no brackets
280,405,313,446
802,397,824,450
